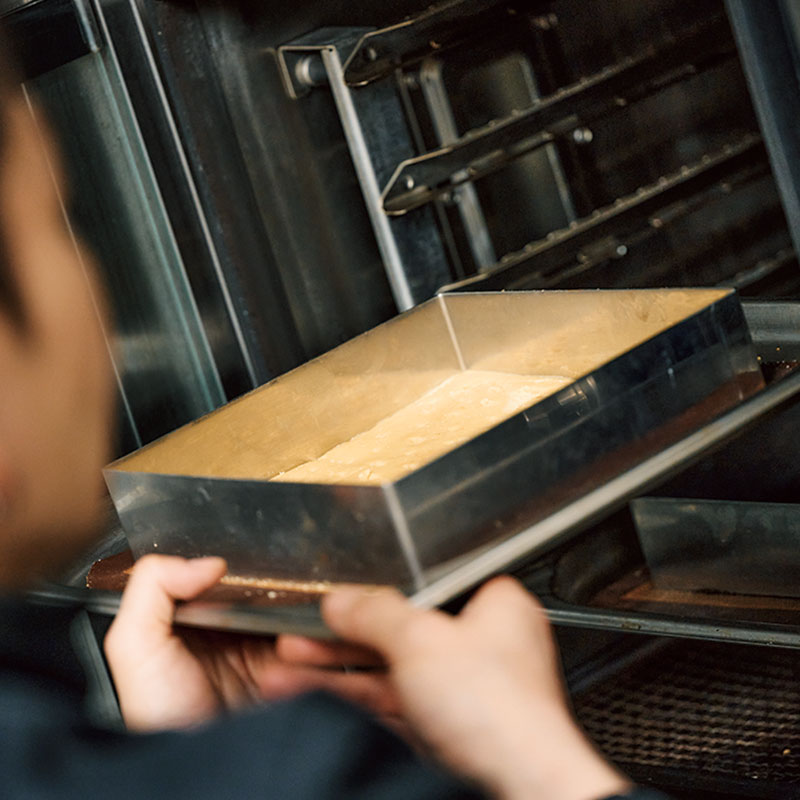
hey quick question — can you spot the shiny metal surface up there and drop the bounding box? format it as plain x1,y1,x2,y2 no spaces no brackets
726,0,800,262
322,42,416,310
42,302,800,638
651,301,800,506
105,289,760,607
28,584,333,639
30,48,227,448
741,300,800,359
632,497,800,597
544,604,800,651
418,57,497,271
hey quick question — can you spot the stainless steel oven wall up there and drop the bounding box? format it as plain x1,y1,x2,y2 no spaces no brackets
3,0,233,451
33,53,236,450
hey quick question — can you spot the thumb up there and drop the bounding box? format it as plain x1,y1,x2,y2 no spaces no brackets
106,554,226,657
322,586,431,659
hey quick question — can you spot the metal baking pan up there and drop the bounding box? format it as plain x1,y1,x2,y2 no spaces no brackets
102,289,760,606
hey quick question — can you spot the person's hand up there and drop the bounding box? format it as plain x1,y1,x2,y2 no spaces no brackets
312,576,631,800
104,555,401,732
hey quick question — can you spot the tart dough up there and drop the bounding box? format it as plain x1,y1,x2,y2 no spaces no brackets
273,370,570,485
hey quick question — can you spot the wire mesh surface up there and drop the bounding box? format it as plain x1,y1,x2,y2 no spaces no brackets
573,641,800,784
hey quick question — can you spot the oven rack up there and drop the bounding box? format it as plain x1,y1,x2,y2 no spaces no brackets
277,4,788,310
443,134,766,291
382,14,735,215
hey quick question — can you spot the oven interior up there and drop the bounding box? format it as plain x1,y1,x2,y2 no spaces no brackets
5,0,800,796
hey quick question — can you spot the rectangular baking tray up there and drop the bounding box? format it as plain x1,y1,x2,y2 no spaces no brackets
101,289,761,611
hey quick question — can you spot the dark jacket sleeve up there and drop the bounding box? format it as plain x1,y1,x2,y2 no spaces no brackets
4,689,484,799
602,789,675,800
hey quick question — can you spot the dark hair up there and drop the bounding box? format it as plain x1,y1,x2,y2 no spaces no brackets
0,25,27,330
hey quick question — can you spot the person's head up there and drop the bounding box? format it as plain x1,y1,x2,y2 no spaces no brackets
0,34,114,588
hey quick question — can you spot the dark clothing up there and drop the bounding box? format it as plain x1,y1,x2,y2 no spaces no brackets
0,597,672,799
0,598,480,799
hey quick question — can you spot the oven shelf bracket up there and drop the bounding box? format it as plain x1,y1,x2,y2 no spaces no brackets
277,0,551,96
276,27,364,101
277,28,453,310
340,0,550,87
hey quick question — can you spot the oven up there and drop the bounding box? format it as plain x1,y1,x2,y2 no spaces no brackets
5,0,800,796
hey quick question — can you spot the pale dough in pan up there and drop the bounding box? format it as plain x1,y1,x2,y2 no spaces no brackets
273,370,570,485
